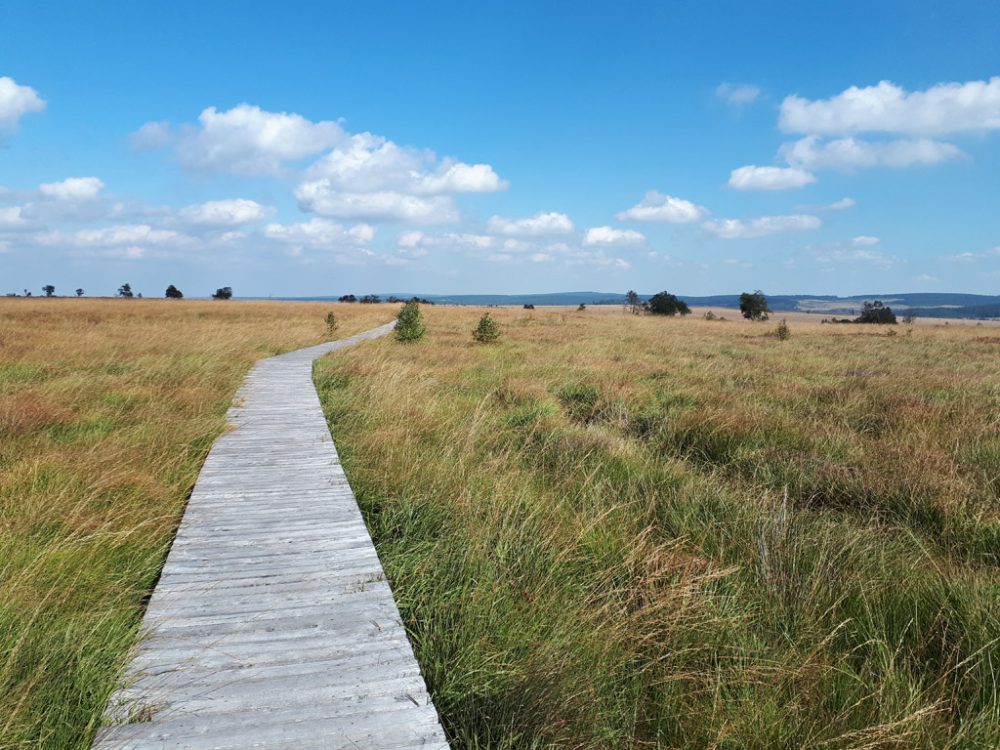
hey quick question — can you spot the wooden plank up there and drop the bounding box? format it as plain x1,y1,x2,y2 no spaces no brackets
93,322,450,749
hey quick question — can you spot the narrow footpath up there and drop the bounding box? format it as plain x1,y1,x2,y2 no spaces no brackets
93,322,449,749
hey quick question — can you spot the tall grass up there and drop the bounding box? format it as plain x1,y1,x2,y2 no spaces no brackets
0,298,390,749
316,306,1000,749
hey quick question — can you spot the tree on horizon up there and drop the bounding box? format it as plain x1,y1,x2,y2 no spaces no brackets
625,290,642,315
212,287,233,300
646,291,691,316
855,300,897,324
117,283,133,299
42,285,55,297
165,284,184,299
75,288,84,297
739,290,770,321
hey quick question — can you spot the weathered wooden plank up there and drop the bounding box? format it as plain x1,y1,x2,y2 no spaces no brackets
92,322,450,749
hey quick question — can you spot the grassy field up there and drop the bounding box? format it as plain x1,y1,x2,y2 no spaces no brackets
0,299,390,749
315,306,1000,749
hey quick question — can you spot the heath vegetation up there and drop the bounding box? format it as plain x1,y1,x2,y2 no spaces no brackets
0,298,390,749
316,305,1000,750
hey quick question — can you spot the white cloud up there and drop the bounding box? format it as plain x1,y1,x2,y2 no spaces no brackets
813,247,896,269
130,121,175,150
487,212,574,236
38,177,105,201
583,226,645,245
728,165,816,190
0,206,24,227
35,224,183,247
616,191,705,222
779,77,1000,136
397,230,424,248
179,198,274,226
716,82,761,106
305,132,506,195
703,214,821,239
946,246,1000,263
135,104,346,174
781,135,963,170
294,131,505,222
295,181,458,223
264,217,375,248
420,162,506,193
852,235,880,246
796,197,857,212
0,77,45,130
137,104,505,226
395,231,496,251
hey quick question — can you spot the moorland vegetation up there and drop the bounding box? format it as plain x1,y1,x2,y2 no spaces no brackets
0,299,390,748
316,304,1000,749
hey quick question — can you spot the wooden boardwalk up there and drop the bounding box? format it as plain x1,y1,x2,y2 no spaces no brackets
93,322,449,750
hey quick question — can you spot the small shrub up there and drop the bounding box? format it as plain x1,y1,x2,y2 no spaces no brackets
395,300,426,342
776,319,791,340
472,313,501,343
577,303,587,312
325,312,338,337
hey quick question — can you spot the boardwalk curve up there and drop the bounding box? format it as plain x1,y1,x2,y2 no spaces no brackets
93,322,449,749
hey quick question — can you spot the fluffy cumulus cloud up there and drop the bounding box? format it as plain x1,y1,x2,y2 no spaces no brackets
134,104,507,224
133,104,346,174
583,226,645,245
728,165,816,190
179,199,275,226
487,212,574,236
716,82,761,106
294,184,458,223
295,131,505,223
781,135,963,170
38,177,105,201
304,133,505,194
703,214,821,240
852,235,879,246
616,191,705,222
264,217,375,249
0,77,45,130
779,78,1000,136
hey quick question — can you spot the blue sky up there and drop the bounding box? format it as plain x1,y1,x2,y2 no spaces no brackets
1,1,998,297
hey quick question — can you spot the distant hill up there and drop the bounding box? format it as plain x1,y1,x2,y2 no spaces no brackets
277,291,1000,320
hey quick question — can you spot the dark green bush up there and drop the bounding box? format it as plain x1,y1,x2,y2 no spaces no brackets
472,313,501,343
395,300,426,342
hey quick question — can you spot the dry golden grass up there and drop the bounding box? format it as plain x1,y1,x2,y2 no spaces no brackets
316,305,1000,749
0,298,391,749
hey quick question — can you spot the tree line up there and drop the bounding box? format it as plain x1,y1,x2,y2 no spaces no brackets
624,289,899,324
7,284,235,300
